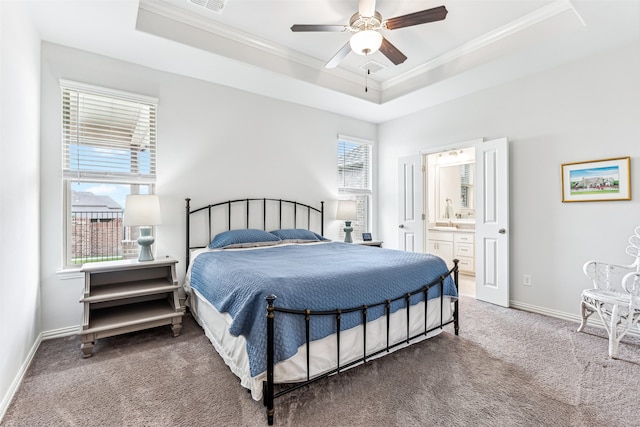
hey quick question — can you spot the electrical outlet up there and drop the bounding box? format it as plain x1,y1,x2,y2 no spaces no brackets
523,274,532,286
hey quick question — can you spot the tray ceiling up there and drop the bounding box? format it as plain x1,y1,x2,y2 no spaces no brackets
23,0,640,122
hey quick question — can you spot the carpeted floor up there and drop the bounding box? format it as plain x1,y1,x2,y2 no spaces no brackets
3,296,640,426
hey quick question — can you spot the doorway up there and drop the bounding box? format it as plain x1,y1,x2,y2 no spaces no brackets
398,137,510,307
426,147,477,297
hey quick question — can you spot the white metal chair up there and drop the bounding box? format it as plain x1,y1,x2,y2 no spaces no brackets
578,226,640,358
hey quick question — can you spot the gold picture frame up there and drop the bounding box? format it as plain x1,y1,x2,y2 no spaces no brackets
561,157,631,202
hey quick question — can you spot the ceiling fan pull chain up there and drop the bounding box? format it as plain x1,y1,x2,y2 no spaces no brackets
365,53,369,92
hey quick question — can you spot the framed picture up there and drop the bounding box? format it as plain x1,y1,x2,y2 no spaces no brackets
561,157,631,202
362,232,372,241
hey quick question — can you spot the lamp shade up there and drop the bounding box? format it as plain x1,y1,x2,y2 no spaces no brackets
124,195,161,226
336,200,357,220
350,30,383,55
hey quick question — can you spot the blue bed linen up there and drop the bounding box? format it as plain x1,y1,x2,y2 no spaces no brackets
189,242,457,376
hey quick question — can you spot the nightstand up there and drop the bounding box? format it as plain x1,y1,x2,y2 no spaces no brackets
354,240,383,247
79,258,184,357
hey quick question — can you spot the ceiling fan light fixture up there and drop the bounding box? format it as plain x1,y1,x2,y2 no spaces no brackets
349,30,382,55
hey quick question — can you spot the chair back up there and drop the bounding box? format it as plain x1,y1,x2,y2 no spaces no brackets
626,226,640,268
584,226,640,292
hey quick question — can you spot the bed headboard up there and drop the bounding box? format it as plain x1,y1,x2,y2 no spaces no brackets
185,198,324,268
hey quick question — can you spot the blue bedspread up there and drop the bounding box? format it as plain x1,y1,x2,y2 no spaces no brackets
190,242,457,376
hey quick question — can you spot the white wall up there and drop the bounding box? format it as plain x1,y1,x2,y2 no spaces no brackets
0,1,41,418
39,42,377,332
378,41,640,318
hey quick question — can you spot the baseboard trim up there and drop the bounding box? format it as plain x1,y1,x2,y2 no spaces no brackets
0,333,42,423
42,325,80,340
510,300,584,324
510,299,640,338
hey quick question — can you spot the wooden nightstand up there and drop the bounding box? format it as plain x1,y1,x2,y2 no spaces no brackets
79,258,184,357
355,240,383,247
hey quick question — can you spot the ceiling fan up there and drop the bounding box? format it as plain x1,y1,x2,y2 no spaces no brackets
291,0,448,69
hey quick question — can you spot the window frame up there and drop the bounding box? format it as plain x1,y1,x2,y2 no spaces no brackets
60,80,158,268
337,135,375,240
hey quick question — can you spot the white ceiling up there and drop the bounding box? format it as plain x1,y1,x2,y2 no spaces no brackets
24,0,640,123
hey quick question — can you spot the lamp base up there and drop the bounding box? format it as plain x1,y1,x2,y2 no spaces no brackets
137,227,155,262
343,221,353,243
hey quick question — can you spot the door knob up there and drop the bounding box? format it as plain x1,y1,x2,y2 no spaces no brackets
398,224,404,228
499,228,506,234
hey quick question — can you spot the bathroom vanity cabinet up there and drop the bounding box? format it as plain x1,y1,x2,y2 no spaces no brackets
428,230,475,275
427,231,454,268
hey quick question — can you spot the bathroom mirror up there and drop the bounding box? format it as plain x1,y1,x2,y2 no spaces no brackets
436,162,475,220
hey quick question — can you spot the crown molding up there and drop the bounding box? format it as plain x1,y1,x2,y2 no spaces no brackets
137,0,383,91
382,0,580,91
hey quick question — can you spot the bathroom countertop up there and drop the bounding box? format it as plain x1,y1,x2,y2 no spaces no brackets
429,227,475,233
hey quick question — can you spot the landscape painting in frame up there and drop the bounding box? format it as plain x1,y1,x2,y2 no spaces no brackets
561,157,631,202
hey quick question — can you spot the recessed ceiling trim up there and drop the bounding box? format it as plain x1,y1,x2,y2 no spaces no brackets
141,0,580,99
138,0,382,91
382,0,579,91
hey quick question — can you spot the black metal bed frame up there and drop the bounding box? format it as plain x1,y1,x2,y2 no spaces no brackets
185,197,459,425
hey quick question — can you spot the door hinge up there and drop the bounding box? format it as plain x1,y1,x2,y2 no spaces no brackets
422,164,426,172
422,213,426,220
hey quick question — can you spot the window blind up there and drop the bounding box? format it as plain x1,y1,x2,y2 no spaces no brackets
61,81,158,183
337,139,371,193
460,163,472,185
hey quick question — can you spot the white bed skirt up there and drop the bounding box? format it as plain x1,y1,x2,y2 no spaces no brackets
189,287,455,401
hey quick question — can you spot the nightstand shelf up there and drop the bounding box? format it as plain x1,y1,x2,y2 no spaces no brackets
80,279,180,303
85,300,179,333
79,258,184,358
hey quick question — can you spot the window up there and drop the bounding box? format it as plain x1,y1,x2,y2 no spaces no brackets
61,80,158,266
337,136,373,240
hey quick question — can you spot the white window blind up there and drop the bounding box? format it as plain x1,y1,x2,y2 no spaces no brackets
61,81,158,183
337,139,371,194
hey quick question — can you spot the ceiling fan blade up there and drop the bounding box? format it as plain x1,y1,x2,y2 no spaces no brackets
325,42,352,69
291,24,348,32
385,5,448,30
379,37,407,65
358,0,376,18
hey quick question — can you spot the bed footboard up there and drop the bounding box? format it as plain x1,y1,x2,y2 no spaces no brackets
263,260,459,425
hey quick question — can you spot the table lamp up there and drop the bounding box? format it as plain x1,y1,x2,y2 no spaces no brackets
124,194,161,262
336,200,357,243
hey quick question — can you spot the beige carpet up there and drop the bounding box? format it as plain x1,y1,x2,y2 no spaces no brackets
3,296,640,426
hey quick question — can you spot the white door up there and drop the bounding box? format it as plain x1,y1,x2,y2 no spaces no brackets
398,155,423,252
475,137,510,307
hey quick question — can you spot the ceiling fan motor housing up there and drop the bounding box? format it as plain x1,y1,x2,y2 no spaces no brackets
349,11,383,32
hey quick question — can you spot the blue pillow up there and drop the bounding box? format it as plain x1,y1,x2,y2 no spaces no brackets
269,229,328,243
209,229,282,249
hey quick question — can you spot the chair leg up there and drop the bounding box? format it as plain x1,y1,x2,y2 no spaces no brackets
577,300,593,332
608,304,622,359
608,336,620,359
